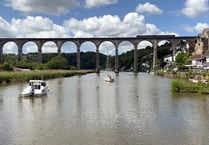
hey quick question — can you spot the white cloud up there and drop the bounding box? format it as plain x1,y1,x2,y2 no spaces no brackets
182,0,209,18
64,12,162,37
136,2,162,14
0,17,16,37
4,0,80,15
144,24,160,35
10,16,69,38
184,23,209,33
85,0,117,8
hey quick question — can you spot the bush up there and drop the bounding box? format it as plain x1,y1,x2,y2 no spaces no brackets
0,62,13,71
47,56,68,69
34,63,47,70
69,66,76,70
171,80,209,94
171,80,183,92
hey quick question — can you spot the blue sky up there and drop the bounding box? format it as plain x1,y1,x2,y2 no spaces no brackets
0,0,209,54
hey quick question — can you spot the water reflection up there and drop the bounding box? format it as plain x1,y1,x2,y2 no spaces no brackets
0,72,209,145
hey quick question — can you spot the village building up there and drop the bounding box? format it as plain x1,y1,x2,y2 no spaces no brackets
163,28,209,71
186,28,209,69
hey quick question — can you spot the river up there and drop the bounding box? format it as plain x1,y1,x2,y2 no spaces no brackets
0,72,209,145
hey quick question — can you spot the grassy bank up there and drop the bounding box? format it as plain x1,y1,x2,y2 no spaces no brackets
171,80,209,94
157,70,209,94
0,69,95,85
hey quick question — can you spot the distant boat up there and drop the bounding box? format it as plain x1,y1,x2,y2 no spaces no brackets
150,71,155,75
21,80,48,97
188,75,208,84
104,75,114,82
104,48,114,82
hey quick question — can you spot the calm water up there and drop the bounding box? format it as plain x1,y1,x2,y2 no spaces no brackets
0,72,209,145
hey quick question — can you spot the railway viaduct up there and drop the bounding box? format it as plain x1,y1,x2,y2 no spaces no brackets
0,35,197,73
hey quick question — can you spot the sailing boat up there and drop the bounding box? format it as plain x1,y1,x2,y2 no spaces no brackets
104,49,114,82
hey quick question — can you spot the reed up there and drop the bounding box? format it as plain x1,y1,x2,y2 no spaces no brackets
171,80,209,94
0,70,94,85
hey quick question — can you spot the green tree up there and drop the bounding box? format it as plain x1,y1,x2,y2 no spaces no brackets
47,56,68,69
175,52,190,70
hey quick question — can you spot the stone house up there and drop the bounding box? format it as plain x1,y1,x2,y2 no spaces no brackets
187,28,209,69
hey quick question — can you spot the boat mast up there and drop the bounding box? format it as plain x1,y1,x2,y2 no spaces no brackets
106,48,110,70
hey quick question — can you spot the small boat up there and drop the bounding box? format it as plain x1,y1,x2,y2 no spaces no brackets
21,80,48,97
104,75,114,82
104,48,114,82
149,71,155,75
188,75,208,84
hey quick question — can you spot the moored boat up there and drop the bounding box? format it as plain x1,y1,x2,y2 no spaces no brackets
104,75,114,82
188,75,208,84
21,80,48,97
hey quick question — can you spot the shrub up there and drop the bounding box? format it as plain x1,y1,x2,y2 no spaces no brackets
171,80,182,92
47,56,68,69
0,62,13,71
171,80,209,94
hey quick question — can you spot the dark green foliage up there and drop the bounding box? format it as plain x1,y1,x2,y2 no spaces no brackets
157,46,171,60
47,56,68,69
80,52,95,69
0,62,13,71
171,80,183,92
2,54,18,66
175,53,190,70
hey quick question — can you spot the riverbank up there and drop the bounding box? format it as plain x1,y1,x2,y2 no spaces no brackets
171,80,209,94
157,70,209,94
0,69,95,85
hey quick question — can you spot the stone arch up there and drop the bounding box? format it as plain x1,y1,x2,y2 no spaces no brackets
60,41,77,69
118,40,134,54
80,41,96,52
40,41,57,63
118,41,135,71
79,41,97,69
22,41,38,54
138,40,153,49
99,41,115,70
99,41,115,55
156,40,173,69
2,41,18,63
42,41,57,53
2,41,18,54
61,41,77,53
22,41,39,62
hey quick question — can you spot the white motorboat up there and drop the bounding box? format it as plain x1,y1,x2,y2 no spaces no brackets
104,75,114,82
21,80,48,97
